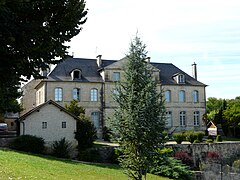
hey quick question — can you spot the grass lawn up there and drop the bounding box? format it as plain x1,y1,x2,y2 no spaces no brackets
0,149,171,180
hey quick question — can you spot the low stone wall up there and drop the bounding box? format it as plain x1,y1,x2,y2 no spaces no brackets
0,137,16,147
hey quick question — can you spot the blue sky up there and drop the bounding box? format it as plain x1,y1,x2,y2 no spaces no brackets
67,0,240,99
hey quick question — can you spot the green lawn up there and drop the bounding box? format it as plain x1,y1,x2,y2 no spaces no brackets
0,149,170,180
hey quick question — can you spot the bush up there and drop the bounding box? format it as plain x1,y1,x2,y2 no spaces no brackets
173,133,185,144
107,148,123,164
173,151,193,167
75,114,97,151
196,131,204,142
185,131,198,143
207,135,214,141
11,135,45,154
78,148,102,162
206,139,213,143
102,126,112,141
151,148,193,180
193,139,200,144
216,135,222,142
52,138,72,158
233,159,240,170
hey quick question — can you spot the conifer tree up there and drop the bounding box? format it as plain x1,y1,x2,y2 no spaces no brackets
112,35,166,180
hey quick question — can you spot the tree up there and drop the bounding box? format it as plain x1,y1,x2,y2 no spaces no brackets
65,100,97,151
111,35,166,180
0,0,88,113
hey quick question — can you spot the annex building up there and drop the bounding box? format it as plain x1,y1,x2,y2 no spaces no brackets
21,55,207,138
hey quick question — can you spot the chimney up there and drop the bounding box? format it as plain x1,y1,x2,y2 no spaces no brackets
145,57,150,63
96,55,102,68
192,62,197,80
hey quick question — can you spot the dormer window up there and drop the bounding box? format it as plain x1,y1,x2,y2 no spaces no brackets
178,74,185,83
71,69,81,80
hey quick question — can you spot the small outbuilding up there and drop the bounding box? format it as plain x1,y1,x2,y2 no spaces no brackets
19,100,78,145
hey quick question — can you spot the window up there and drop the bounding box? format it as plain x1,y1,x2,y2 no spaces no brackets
180,111,186,126
55,88,63,101
179,90,185,102
42,122,47,129
112,72,120,81
62,122,66,128
165,90,171,103
91,112,100,128
71,69,81,80
178,74,185,83
90,88,98,101
165,111,172,128
73,88,80,101
193,90,199,103
194,111,200,126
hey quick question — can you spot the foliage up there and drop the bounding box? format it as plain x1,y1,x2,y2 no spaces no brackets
216,135,222,142
75,114,97,151
173,133,185,144
173,151,193,167
1,149,168,180
150,148,193,180
206,139,213,143
207,135,214,141
185,131,198,143
0,0,88,113
232,159,240,170
193,139,200,144
11,135,45,154
65,100,97,151
78,148,102,163
52,138,72,158
111,35,166,180
102,126,112,141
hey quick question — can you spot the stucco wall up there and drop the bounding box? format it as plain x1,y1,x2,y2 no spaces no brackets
20,104,77,145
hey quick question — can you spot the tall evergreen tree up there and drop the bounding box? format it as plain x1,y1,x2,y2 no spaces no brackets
112,35,165,180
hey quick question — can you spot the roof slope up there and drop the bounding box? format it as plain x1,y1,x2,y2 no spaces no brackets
47,58,206,86
19,100,79,121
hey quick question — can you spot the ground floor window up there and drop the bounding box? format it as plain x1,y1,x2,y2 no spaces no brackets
91,112,100,128
180,111,186,126
62,121,66,128
42,122,47,129
194,111,200,126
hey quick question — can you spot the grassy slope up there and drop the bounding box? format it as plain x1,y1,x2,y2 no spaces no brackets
0,149,170,180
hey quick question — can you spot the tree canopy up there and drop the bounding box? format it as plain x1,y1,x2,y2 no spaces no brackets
0,0,88,113
111,35,166,180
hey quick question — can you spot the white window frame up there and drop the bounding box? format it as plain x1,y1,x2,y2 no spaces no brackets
180,111,186,126
193,90,199,103
71,69,81,80
178,74,185,83
194,111,200,126
90,88,98,102
73,88,80,101
54,87,63,101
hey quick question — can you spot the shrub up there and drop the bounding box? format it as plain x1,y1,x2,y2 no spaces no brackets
11,135,45,154
173,151,193,167
102,126,112,141
196,131,204,142
206,139,213,143
151,148,193,180
193,139,200,144
185,131,198,143
107,148,123,164
78,148,102,162
52,138,72,158
173,133,185,144
216,135,222,142
207,135,214,141
233,159,240,171
75,114,97,151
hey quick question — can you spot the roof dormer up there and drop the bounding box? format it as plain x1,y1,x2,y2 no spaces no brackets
71,69,81,80
173,73,185,84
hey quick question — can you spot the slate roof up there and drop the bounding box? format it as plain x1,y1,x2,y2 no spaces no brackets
47,58,206,86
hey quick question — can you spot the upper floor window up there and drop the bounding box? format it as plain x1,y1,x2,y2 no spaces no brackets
194,111,200,126
193,90,199,103
90,88,98,101
180,111,186,126
73,88,80,101
178,74,185,83
165,111,172,128
71,69,81,80
165,90,171,103
62,121,66,128
42,122,47,129
112,72,120,81
55,87,63,101
179,90,185,102
91,112,100,128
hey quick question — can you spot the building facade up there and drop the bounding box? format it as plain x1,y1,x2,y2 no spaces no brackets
21,56,207,138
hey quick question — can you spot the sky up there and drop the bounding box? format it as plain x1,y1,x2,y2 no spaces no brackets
67,0,240,99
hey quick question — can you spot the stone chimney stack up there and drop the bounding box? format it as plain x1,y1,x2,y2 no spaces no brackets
145,57,151,63
192,62,197,80
96,55,102,68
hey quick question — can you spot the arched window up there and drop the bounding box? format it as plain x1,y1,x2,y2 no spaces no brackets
179,90,185,102
54,87,63,101
194,111,200,126
71,69,81,80
90,88,98,101
73,88,80,101
193,90,199,103
165,90,171,103
180,111,186,126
